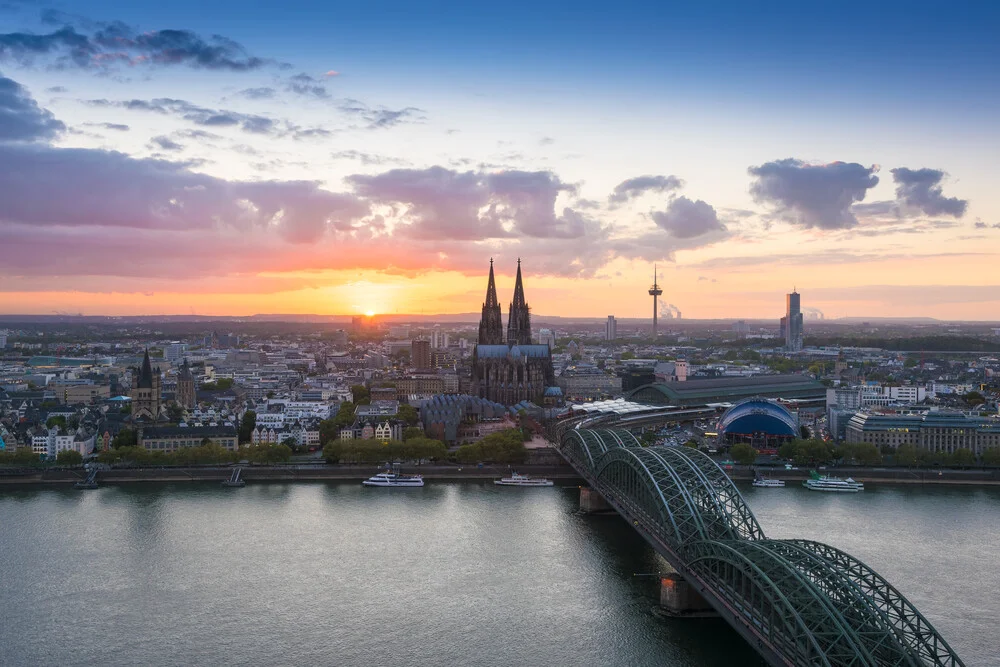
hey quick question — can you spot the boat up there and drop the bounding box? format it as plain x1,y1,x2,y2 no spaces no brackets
803,470,863,492
362,470,424,487
751,472,785,488
494,472,554,487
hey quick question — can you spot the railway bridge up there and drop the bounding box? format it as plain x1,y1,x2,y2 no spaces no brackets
559,426,964,667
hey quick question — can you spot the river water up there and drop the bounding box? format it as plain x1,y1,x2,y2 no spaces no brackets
0,481,997,666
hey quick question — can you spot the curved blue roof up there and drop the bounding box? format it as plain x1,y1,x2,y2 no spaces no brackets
718,398,797,437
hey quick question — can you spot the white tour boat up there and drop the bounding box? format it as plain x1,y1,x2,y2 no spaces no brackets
752,472,785,488
494,472,554,487
362,470,424,487
802,470,863,493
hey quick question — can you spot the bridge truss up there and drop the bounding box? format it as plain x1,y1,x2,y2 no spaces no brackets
560,427,964,667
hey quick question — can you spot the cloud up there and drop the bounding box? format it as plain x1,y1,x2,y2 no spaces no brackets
89,121,129,131
609,174,683,204
0,13,270,72
236,87,276,100
650,196,726,239
338,99,425,129
286,72,329,98
150,135,182,151
84,97,326,138
891,167,967,218
748,158,880,229
331,150,408,166
974,220,1000,230
0,74,65,140
687,251,984,271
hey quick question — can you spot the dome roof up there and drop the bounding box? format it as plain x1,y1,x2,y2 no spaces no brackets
718,398,797,437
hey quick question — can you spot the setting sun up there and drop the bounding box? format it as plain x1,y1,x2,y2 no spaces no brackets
364,309,376,317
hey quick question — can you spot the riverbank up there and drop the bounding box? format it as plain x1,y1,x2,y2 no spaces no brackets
0,463,585,486
730,466,1000,486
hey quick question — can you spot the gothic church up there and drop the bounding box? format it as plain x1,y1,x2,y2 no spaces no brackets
472,260,554,405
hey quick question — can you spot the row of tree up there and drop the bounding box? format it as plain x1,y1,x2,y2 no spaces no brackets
322,437,447,464
728,438,1000,468
95,442,292,466
454,429,528,464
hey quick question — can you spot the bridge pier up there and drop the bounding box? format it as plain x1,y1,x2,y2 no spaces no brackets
578,486,612,513
659,573,717,617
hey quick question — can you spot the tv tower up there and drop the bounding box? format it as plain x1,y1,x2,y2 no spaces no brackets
648,265,663,338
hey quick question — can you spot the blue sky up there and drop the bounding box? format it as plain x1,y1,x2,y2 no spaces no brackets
0,0,998,318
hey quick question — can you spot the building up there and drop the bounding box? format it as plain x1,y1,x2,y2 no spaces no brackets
471,259,555,405
846,411,1000,456
628,374,826,407
782,290,804,351
0,331,7,348
605,316,617,341
411,340,432,370
537,328,556,349
176,359,196,409
58,383,111,405
717,398,799,453
130,350,162,421
140,425,238,452
558,364,623,400
165,342,188,362
420,394,509,444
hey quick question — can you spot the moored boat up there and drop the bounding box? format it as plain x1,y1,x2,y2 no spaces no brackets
751,471,785,488
362,470,424,487
803,470,863,492
494,472,554,487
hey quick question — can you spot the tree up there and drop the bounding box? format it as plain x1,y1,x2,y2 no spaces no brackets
683,439,698,449
56,449,83,465
963,391,985,407
951,448,975,468
46,415,67,430
239,410,257,444
730,443,758,466
351,385,370,405
982,447,1000,466
112,428,137,449
397,404,419,427
895,443,919,466
166,404,185,423
331,402,356,429
403,426,424,441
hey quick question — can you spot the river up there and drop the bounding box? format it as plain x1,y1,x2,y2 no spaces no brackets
0,481,996,666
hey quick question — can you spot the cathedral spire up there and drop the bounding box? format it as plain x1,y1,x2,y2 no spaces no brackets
478,258,504,344
507,258,532,346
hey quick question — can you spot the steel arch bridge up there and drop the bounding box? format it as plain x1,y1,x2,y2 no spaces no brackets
559,427,964,667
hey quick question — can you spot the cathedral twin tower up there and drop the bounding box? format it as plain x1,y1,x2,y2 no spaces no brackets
472,259,554,405
477,258,532,346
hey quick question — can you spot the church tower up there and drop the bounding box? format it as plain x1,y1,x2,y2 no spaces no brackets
176,359,196,410
506,259,532,346
477,258,504,344
131,349,162,421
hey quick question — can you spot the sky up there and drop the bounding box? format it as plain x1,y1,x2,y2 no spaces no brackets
0,0,999,320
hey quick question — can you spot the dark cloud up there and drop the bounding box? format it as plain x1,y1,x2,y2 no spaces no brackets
0,13,271,72
84,97,327,138
748,158,879,229
974,220,1000,230
0,142,369,243
0,74,64,140
150,135,183,151
45,85,67,93
84,121,128,131
650,196,726,239
891,167,967,218
609,174,683,204
339,99,424,129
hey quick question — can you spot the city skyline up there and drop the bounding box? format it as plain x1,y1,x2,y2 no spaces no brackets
1,2,999,319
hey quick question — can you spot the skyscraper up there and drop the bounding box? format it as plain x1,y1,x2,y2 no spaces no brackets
605,315,617,341
784,289,804,351
411,340,432,370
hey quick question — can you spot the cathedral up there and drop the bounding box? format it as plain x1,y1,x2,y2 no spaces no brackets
472,260,555,405
131,349,163,421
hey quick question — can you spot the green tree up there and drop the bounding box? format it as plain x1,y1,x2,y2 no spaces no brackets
166,404,185,423
46,415,67,430
351,385,371,405
683,439,698,449
397,404,419,427
963,391,985,407
112,428,137,449
982,447,1000,466
331,402,356,429
238,410,257,444
951,448,975,467
895,443,919,466
56,449,83,465
403,426,424,441
730,443,758,466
